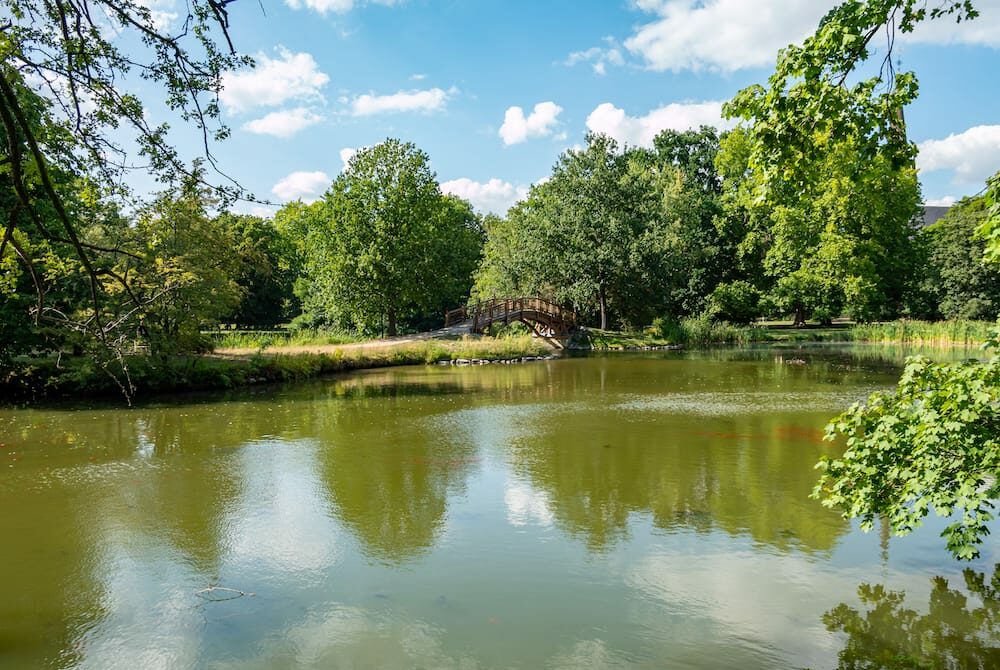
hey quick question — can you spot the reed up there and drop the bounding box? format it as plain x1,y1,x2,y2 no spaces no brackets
848,320,994,346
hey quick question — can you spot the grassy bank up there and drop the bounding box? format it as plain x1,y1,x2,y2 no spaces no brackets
578,316,768,350
576,318,995,350
205,328,362,350
1,336,552,402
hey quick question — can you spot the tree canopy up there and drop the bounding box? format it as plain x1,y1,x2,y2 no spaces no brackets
295,139,483,336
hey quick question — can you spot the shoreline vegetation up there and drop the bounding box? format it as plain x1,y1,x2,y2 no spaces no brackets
579,317,995,351
2,319,993,404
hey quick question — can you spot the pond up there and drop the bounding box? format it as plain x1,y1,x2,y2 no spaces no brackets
1,345,997,669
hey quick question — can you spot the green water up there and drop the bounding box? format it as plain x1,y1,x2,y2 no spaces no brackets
1,346,997,669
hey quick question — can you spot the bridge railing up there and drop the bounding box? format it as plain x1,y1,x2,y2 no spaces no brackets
445,296,577,333
444,305,468,327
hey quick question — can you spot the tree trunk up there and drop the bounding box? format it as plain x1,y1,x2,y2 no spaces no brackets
598,286,608,330
793,305,806,328
387,306,397,337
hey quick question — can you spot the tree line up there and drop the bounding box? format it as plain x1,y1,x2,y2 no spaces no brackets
4,113,1000,367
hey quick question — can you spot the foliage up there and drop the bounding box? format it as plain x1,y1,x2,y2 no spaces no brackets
217,213,300,328
720,1,977,325
475,130,733,329
817,332,1000,559
920,195,1000,320
0,0,250,365
724,1,977,188
129,177,243,355
705,280,761,324
718,129,922,325
300,139,483,336
979,171,1000,265
824,565,1000,669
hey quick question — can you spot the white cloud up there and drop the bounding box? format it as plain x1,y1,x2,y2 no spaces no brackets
504,481,554,527
499,102,563,145
136,0,179,31
905,2,1000,47
242,107,323,138
585,101,732,148
350,87,452,116
440,177,529,215
621,0,1000,73
917,125,1000,185
624,0,827,72
925,196,957,207
339,147,358,168
565,39,626,75
284,0,402,15
272,171,331,202
221,49,329,114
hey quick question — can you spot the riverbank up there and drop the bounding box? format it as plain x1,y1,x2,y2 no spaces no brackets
577,318,996,350
0,336,553,403
4,319,993,403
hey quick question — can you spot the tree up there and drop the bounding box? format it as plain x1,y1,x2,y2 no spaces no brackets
217,213,300,328
474,134,641,329
734,0,1000,559
921,195,1000,320
719,123,922,325
474,132,735,329
302,139,482,336
131,177,243,355
1,0,249,370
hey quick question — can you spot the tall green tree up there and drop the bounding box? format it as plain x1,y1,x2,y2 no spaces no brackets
217,213,300,328
733,0,1000,559
131,178,243,355
303,139,482,336
475,131,735,328
475,134,659,329
920,195,1000,320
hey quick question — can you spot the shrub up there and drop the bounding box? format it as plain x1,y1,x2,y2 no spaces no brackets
704,281,761,324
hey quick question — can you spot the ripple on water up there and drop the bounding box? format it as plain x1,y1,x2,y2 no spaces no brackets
23,459,165,492
614,388,885,416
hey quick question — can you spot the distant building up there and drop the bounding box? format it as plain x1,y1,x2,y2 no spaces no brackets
920,205,951,228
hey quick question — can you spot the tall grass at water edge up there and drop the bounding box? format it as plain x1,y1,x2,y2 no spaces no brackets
848,320,995,346
207,329,361,350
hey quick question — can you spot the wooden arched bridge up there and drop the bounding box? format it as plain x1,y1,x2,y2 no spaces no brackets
445,297,577,339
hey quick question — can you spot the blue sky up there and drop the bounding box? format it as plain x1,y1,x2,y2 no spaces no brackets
151,0,1000,215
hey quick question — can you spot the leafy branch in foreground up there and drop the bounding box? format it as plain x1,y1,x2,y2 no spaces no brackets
815,328,1000,559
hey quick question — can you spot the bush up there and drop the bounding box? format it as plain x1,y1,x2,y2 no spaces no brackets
704,281,761,324
649,314,766,346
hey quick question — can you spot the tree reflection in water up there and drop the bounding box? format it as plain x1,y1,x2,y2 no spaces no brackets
824,565,1000,669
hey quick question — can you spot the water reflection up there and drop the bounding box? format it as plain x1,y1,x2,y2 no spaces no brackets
824,565,1000,669
508,400,849,553
3,347,986,669
315,398,476,563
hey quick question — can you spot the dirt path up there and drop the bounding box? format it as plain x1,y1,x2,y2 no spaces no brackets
214,322,474,357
